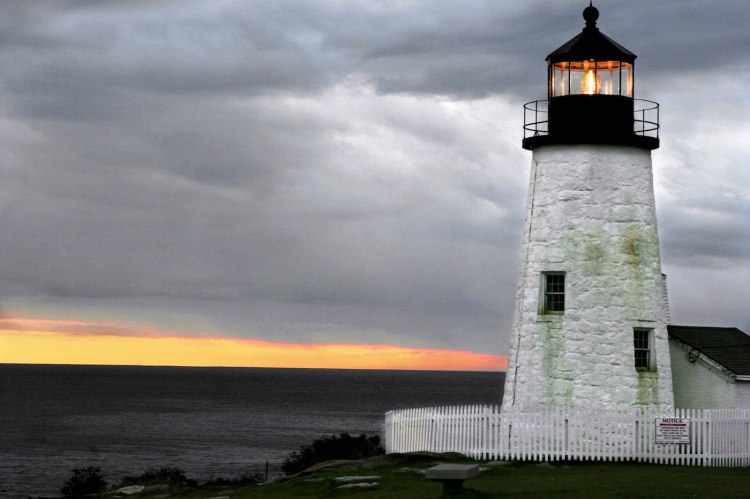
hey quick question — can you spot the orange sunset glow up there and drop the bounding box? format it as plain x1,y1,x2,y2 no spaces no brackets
0,317,507,371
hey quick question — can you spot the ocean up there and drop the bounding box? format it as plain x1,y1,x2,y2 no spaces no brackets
0,364,504,497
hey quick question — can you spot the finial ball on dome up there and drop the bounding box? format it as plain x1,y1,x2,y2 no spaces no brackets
583,5,599,24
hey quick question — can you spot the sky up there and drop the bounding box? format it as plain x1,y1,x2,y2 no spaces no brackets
0,0,748,370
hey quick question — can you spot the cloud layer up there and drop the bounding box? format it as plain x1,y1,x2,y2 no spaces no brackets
1,0,748,360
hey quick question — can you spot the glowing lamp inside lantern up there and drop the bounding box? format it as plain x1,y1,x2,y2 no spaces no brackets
581,69,602,95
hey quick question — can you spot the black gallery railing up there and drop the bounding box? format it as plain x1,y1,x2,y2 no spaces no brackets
523,99,660,140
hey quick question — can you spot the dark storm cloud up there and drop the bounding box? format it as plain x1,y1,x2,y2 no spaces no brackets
4,1,748,110
2,2,343,122
0,0,747,352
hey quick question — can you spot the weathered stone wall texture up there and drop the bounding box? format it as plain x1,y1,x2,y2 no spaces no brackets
503,145,674,410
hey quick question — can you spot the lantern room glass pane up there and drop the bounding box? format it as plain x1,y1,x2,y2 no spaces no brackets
552,63,567,97
549,61,633,97
598,61,616,95
623,63,633,97
570,63,589,95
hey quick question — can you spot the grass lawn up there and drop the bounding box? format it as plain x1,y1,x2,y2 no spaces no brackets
117,454,750,498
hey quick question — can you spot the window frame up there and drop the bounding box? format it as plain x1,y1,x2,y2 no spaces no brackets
634,328,655,372
540,271,566,315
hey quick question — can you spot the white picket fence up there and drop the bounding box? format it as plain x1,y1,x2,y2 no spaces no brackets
384,406,750,467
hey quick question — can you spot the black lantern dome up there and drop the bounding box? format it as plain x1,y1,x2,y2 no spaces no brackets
523,4,659,150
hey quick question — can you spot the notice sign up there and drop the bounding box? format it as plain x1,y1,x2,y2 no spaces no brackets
655,417,690,444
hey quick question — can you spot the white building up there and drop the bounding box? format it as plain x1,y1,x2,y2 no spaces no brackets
668,325,750,409
502,5,674,411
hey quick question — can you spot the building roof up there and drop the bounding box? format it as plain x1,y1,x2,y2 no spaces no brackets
546,6,636,64
547,28,636,64
668,325,750,376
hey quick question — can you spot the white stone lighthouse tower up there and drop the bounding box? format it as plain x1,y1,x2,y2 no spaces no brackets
502,4,674,410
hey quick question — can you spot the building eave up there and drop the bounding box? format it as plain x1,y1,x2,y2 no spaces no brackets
669,336,737,382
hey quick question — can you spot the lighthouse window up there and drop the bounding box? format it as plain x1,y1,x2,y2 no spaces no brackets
634,328,654,371
541,272,565,314
548,61,633,97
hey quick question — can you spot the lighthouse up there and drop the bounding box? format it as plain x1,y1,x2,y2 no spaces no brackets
502,4,674,410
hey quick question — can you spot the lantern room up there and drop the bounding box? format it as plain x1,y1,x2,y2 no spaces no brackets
523,4,659,150
548,5,634,98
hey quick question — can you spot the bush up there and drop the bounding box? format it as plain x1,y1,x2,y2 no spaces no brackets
60,466,107,497
281,433,385,475
204,474,264,486
119,467,196,488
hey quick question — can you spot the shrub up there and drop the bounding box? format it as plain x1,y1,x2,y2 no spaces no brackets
281,433,385,475
204,474,264,486
119,467,196,488
60,466,107,497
